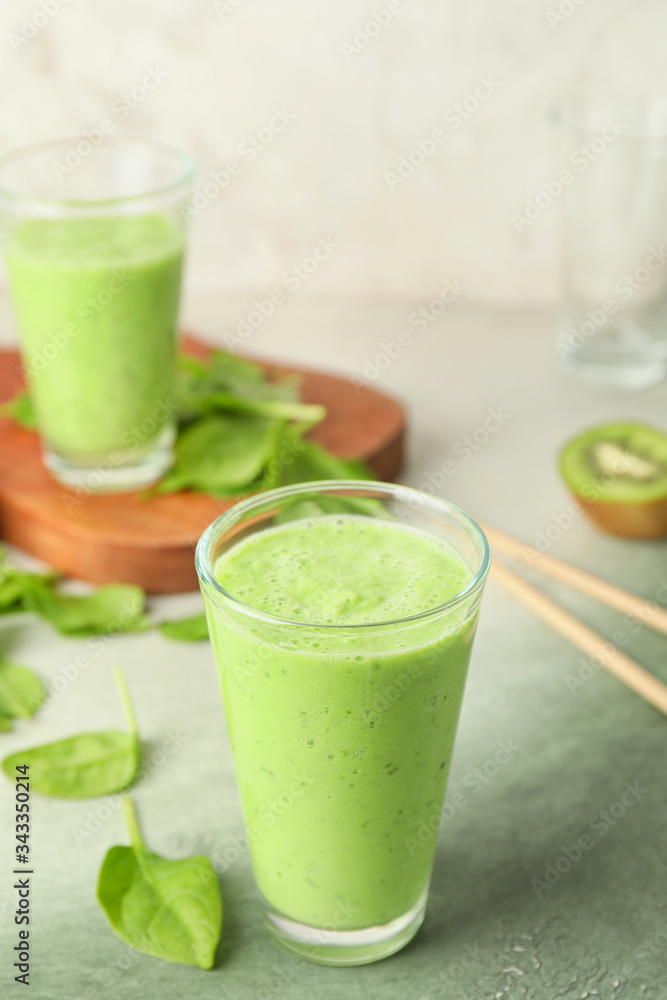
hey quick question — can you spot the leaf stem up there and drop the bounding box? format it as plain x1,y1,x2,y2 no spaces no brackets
113,667,138,742
257,400,326,425
122,796,144,854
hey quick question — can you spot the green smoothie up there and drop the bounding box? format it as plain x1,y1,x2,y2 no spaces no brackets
5,214,183,462
208,514,480,931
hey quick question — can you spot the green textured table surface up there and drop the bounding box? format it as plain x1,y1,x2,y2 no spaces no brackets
1,298,666,1000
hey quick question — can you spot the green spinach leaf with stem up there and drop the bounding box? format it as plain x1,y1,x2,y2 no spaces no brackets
1,667,140,797
176,349,325,427
97,796,222,969
185,390,325,425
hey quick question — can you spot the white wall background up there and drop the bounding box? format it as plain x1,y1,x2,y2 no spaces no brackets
1,0,666,305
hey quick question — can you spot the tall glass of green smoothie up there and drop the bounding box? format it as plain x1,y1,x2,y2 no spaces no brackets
0,138,193,491
196,480,490,965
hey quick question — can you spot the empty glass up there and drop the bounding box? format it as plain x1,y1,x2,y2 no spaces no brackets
553,97,667,389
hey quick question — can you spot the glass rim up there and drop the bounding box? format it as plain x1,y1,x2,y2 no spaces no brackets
195,479,491,631
0,136,195,211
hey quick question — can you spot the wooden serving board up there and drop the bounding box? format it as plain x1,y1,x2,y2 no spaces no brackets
0,334,406,592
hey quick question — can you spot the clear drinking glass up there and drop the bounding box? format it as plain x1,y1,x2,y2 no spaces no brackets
0,137,194,491
553,97,667,389
196,480,490,966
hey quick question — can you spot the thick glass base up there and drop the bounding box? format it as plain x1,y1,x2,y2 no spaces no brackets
562,350,667,390
43,425,175,494
557,323,667,390
260,890,428,966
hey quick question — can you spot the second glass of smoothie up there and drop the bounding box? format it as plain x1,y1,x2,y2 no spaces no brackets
196,480,490,965
0,138,193,492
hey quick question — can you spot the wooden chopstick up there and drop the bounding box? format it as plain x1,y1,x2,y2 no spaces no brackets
480,521,667,638
491,561,667,718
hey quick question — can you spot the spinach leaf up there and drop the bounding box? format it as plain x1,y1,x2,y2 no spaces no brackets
176,349,324,427
187,390,325,425
159,613,209,642
0,661,45,720
2,731,138,797
0,389,37,430
205,348,268,386
156,413,283,496
264,433,382,522
0,573,28,614
1,668,139,797
0,550,147,637
0,549,27,611
180,350,265,389
22,581,149,637
97,797,222,969
273,435,375,487
0,550,59,616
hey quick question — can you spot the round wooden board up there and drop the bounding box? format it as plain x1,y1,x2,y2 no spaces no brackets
0,334,406,592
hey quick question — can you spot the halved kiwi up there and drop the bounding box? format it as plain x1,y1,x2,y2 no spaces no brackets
560,422,667,539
